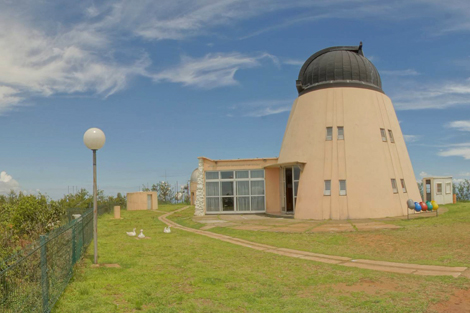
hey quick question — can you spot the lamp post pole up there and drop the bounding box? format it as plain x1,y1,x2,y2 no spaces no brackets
93,149,98,264
83,127,106,265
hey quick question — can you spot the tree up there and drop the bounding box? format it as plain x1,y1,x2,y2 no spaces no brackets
454,179,470,201
157,181,174,203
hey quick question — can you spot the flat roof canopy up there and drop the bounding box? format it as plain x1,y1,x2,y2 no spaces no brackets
263,161,306,169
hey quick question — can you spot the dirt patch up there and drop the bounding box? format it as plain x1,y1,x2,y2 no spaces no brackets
298,278,401,298
429,289,470,313
332,279,399,295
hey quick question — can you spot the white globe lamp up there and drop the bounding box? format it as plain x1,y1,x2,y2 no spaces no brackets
83,127,106,264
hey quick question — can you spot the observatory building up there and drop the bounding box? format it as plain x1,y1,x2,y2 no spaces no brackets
192,43,422,220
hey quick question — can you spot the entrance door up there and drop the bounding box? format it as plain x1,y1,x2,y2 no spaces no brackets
147,195,152,210
426,180,431,201
285,168,294,213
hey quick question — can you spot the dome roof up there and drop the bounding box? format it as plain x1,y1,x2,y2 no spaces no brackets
190,169,199,183
296,43,382,95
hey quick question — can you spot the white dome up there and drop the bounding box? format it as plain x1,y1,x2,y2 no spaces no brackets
190,169,199,183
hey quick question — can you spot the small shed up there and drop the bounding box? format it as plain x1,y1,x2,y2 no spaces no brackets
422,177,453,205
127,191,158,211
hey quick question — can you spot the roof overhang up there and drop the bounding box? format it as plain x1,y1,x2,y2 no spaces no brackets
264,161,306,170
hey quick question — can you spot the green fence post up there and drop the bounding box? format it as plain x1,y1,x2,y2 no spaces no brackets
40,235,49,313
72,223,76,265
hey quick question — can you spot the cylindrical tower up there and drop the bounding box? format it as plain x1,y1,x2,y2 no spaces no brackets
278,43,421,220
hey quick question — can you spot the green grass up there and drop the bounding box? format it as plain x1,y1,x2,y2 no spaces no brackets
156,203,188,212
54,205,469,312
168,203,470,267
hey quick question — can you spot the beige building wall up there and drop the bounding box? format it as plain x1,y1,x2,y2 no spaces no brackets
127,191,159,211
278,87,421,220
265,167,282,215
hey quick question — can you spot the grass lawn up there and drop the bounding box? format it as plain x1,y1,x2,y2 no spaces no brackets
54,205,470,312
169,203,470,267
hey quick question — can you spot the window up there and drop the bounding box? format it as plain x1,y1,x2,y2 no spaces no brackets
338,127,344,140
220,171,234,179
205,169,265,213
339,180,347,196
388,130,395,143
235,171,249,179
380,128,387,142
206,172,219,180
391,179,398,193
401,179,407,193
326,127,333,141
436,183,442,195
250,170,264,179
446,182,452,194
324,180,331,196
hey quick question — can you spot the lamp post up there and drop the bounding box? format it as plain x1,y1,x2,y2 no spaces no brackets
83,128,106,264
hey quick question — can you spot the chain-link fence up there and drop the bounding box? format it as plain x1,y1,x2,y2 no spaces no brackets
0,204,113,313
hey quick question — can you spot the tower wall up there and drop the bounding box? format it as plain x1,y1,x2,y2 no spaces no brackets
278,87,421,220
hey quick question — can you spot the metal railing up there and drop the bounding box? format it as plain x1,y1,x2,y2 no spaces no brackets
0,204,113,313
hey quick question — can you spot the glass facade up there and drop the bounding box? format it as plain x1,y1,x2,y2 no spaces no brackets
205,170,265,213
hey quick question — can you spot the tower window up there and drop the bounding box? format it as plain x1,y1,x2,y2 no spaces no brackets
326,127,333,141
388,130,395,143
401,179,407,193
324,180,331,196
391,179,398,193
380,129,387,142
339,180,347,196
337,127,344,140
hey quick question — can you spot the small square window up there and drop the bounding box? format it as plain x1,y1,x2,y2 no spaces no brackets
235,171,249,179
324,180,331,196
436,183,442,195
339,180,347,196
388,130,395,143
338,127,344,140
326,127,333,141
220,171,234,179
206,172,219,180
391,179,398,194
380,129,387,142
446,183,452,194
401,179,407,193
250,170,264,179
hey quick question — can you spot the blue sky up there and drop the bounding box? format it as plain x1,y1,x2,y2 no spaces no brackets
1,0,470,198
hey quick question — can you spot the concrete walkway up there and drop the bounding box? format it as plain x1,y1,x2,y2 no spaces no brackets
159,207,470,278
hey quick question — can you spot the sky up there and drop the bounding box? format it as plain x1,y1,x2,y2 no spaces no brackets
1,0,470,198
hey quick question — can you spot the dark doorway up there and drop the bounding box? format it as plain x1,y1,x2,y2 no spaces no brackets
285,168,294,213
426,179,431,202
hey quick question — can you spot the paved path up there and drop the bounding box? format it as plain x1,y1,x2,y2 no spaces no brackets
159,207,470,278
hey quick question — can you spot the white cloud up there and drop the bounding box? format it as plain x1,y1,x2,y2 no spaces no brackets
392,79,470,110
447,120,470,132
0,10,150,114
438,147,470,159
152,53,276,88
283,59,304,66
403,135,420,143
420,171,429,177
381,69,419,76
459,172,470,176
230,99,292,117
0,171,20,193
